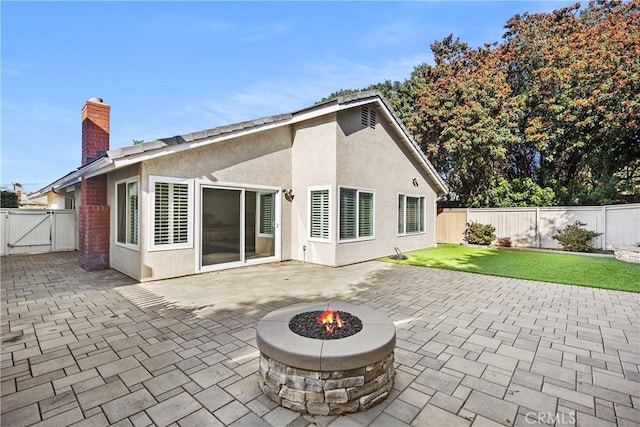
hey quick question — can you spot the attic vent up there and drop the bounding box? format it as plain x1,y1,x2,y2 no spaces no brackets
361,107,369,126
368,109,376,128
361,107,377,129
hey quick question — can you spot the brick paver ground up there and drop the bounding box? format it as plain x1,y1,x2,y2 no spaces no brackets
1,252,639,426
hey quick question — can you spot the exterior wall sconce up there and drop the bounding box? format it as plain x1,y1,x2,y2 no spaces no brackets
284,189,295,202
412,178,419,187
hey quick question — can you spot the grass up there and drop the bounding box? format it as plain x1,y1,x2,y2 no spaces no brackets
381,244,640,292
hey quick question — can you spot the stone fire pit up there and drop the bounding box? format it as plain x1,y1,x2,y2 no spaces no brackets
256,301,396,415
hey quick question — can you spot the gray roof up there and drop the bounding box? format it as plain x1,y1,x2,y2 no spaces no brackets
109,90,389,162
108,113,292,161
35,91,448,196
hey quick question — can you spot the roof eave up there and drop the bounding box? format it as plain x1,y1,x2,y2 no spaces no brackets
371,98,448,196
31,157,114,198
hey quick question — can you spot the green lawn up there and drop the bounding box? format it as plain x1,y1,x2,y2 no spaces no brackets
382,244,640,292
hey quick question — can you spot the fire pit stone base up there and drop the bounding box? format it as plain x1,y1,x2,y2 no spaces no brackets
258,351,395,415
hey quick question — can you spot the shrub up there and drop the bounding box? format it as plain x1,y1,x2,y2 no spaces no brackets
1,191,19,208
469,177,557,207
497,237,512,247
552,221,602,252
464,221,496,245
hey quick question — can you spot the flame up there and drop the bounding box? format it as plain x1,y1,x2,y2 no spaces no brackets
318,308,344,334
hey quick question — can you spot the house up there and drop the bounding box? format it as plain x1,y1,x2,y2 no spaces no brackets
0,183,47,209
34,91,447,281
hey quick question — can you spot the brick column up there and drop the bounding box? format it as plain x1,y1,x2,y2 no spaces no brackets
79,176,110,271
78,97,111,271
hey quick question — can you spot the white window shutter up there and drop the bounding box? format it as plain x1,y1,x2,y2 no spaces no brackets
260,193,274,235
340,188,357,239
310,189,330,240
358,192,373,237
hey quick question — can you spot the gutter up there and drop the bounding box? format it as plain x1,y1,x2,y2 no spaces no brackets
373,99,449,196
30,157,114,198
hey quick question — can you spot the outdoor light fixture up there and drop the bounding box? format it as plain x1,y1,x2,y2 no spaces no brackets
283,189,295,202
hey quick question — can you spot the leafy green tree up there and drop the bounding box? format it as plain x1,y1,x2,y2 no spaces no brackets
410,40,522,204
503,0,640,204
1,191,19,208
469,178,556,207
319,1,640,206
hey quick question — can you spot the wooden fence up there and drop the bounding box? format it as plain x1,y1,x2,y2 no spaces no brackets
436,204,640,250
1,209,76,256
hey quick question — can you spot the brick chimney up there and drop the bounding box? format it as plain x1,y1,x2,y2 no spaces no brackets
79,97,110,271
82,97,110,166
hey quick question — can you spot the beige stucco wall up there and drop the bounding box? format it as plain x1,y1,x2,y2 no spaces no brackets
107,165,142,280
46,191,67,209
335,107,439,266
99,102,442,280
290,115,337,266
138,126,293,281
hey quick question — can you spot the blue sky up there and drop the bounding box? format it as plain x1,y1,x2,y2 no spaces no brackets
2,1,574,192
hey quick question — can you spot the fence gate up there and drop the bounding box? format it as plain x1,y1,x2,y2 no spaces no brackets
1,209,76,256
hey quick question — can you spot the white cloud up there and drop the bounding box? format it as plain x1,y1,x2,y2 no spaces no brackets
364,20,424,47
1,67,23,77
239,21,290,42
197,19,232,33
3,101,75,126
162,52,429,136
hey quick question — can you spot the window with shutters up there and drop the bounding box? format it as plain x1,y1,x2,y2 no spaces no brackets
397,194,425,235
258,193,275,237
308,186,331,242
339,187,374,241
150,176,193,251
116,178,139,249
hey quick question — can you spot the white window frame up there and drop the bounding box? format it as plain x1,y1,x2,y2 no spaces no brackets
308,185,332,243
257,192,275,238
149,175,194,251
338,186,375,242
115,178,139,250
397,193,426,236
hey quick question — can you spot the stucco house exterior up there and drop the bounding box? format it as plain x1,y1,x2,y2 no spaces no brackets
35,91,447,281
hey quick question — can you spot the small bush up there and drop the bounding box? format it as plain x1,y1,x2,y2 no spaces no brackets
552,221,602,252
464,221,496,245
1,191,19,208
497,237,512,247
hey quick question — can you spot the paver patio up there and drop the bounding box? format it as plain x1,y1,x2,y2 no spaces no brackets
1,251,639,426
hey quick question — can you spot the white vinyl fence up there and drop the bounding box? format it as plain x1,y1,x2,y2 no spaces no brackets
0,209,76,256
437,204,640,250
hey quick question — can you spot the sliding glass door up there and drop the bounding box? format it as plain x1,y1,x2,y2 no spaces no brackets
200,185,279,270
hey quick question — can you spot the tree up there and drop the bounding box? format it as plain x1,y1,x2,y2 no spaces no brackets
1,191,19,208
502,0,640,204
469,178,556,207
319,1,640,206
410,39,522,204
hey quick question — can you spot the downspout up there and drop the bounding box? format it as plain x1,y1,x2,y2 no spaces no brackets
434,197,438,247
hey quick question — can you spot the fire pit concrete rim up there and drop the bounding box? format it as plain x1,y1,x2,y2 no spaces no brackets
256,301,396,371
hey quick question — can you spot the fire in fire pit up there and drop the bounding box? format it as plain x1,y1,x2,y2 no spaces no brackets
318,308,343,333
289,309,363,340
